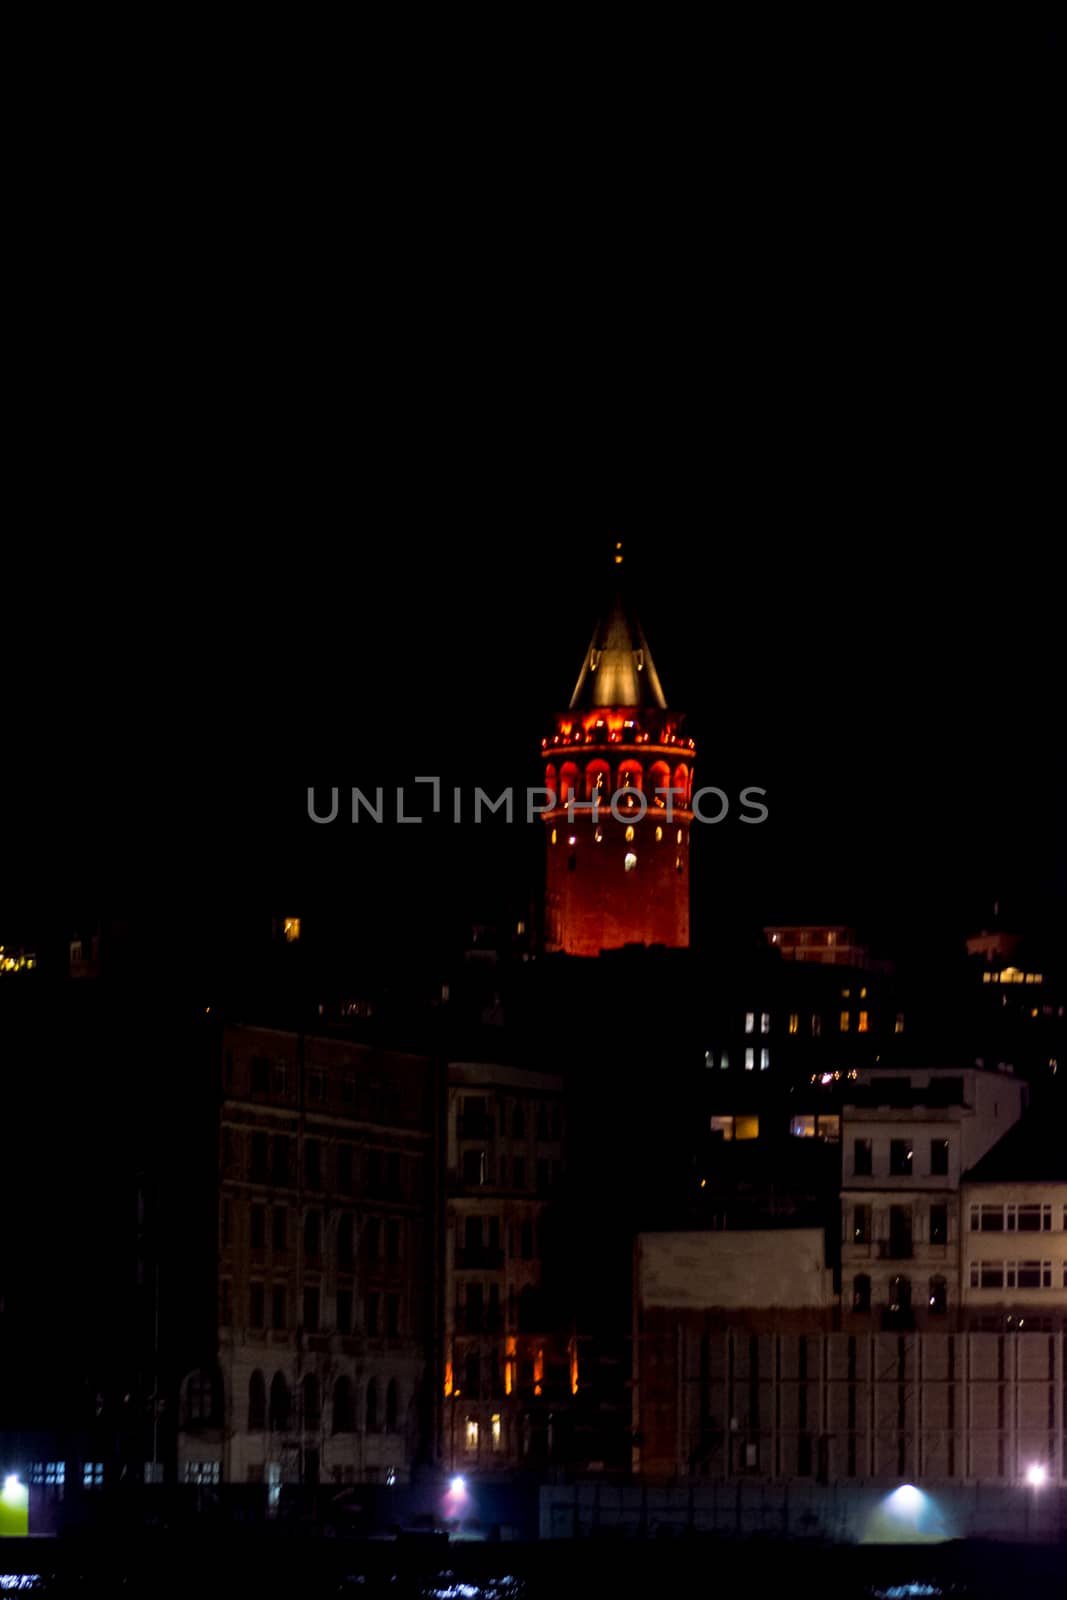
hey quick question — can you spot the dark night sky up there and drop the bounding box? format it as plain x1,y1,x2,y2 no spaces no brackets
3,17,1062,970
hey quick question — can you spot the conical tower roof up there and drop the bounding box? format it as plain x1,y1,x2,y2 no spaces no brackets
568,545,668,710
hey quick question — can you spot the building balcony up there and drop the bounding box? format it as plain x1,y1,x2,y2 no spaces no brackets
455,1246,504,1271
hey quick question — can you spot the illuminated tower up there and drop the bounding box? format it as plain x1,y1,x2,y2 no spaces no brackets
541,545,695,957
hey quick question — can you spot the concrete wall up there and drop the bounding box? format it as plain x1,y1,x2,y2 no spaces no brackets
637,1230,833,1311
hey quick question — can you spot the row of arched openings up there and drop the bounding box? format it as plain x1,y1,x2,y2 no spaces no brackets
247,1370,400,1433
546,761,691,805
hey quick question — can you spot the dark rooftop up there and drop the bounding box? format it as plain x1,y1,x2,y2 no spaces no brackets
964,1109,1067,1183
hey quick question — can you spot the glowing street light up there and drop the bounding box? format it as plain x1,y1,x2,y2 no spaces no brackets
1026,1463,1048,1489
450,1475,466,1494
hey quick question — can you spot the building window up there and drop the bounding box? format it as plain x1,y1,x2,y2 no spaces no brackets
744,1048,754,1071
888,1276,911,1313
366,1379,379,1433
930,1139,949,1177
303,1286,320,1333
250,1204,266,1250
624,852,637,872
251,1057,269,1094
790,1115,815,1138
930,1204,948,1246
857,1012,869,1033
272,1206,287,1252
250,1283,265,1328
513,1156,526,1188
929,1276,947,1314
182,1463,219,1486
250,1132,268,1182
1016,1204,1052,1232
760,1012,770,1034
386,1379,399,1432
337,1214,354,1267
272,1286,287,1331
248,1371,266,1431
462,1149,486,1186
308,1070,325,1103
720,1050,729,1070
491,1413,502,1451
366,1292,380,1337
465,1417,479,1451
336,1289,352,1335
365,1217,381,1262
304,1211,321,1258
788,1013,799,1034
890,1140,913,1177
269,1373,290,1431
304,1140,322,1189
853,1138,873,1177
744,1012,755,1034
283,918,301,942
839,1012,850,1033
817,1114,840,1142
760,1048,770,1071
895,1013,905,1034
29,1462,65,1492
271,1135,290,1186
271,1062,288,1098
852,1275,871,1313
386,1219,401,1264
853,1205,871,1244
624,825,635,843
811,1014,821,1037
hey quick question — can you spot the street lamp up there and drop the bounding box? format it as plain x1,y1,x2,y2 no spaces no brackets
1026,1462,1048,1488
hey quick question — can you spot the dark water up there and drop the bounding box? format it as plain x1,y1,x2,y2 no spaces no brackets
1,1538,1066,1597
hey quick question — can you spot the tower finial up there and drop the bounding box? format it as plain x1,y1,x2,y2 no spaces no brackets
614,540,623,566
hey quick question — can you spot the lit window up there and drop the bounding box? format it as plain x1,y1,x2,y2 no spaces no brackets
625,825,635,842
811,1014,822,1036
710,1115,734,1139
83,1462,105,1489
183,1462,220,1485
594,828,603,843
788,1013,799,1034
734,1115,759,1141
550,829,557,845
790,1115,815,1138
817,1115,840,1142
30,1462,65,1488
895,1014,904,1034
745,1048,754,1071
283,918,301,943
841,987,850,998
491,1413,502,1451
860,986,867,998
720,1050,729,1070
760,1012,770,1034
760,1048,770,1071
654,826,663,842
744,1012,755,1034
858,1011,869,1033
704,1049,714,1068
676,828,683,845
465,1418,479,1450
839,1012,850,1032
624,852,637,872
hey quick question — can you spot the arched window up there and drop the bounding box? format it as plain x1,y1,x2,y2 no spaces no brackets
617,759,643,793
269,1372,290,1432
559,762,580,803
852,1274,871,1313
332,1377,354,1434
889,1276,911,1313
928,1276,947,1314
366,1377,379,1433
386,1378,399,1432
337,1214,354,1268
648,761,671,806
302,1373,320,1431
585,759,611,801
544,764,557,803
248,1370,266,1432
673,763,690,805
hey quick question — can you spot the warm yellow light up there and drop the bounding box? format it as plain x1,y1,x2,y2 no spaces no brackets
550,829,557,845
444,1361,453,1398
788,1013,799,1034
284,918,301,943
676,829,682,845
700,1178,706,1188
654,826,663,842
734,1115,759,1141
570,1337,579,1395
625,825,634,842
465,1417,479,1449
858,1011,869,1033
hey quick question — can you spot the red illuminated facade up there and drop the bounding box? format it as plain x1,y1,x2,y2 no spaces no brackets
541,549,695,958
